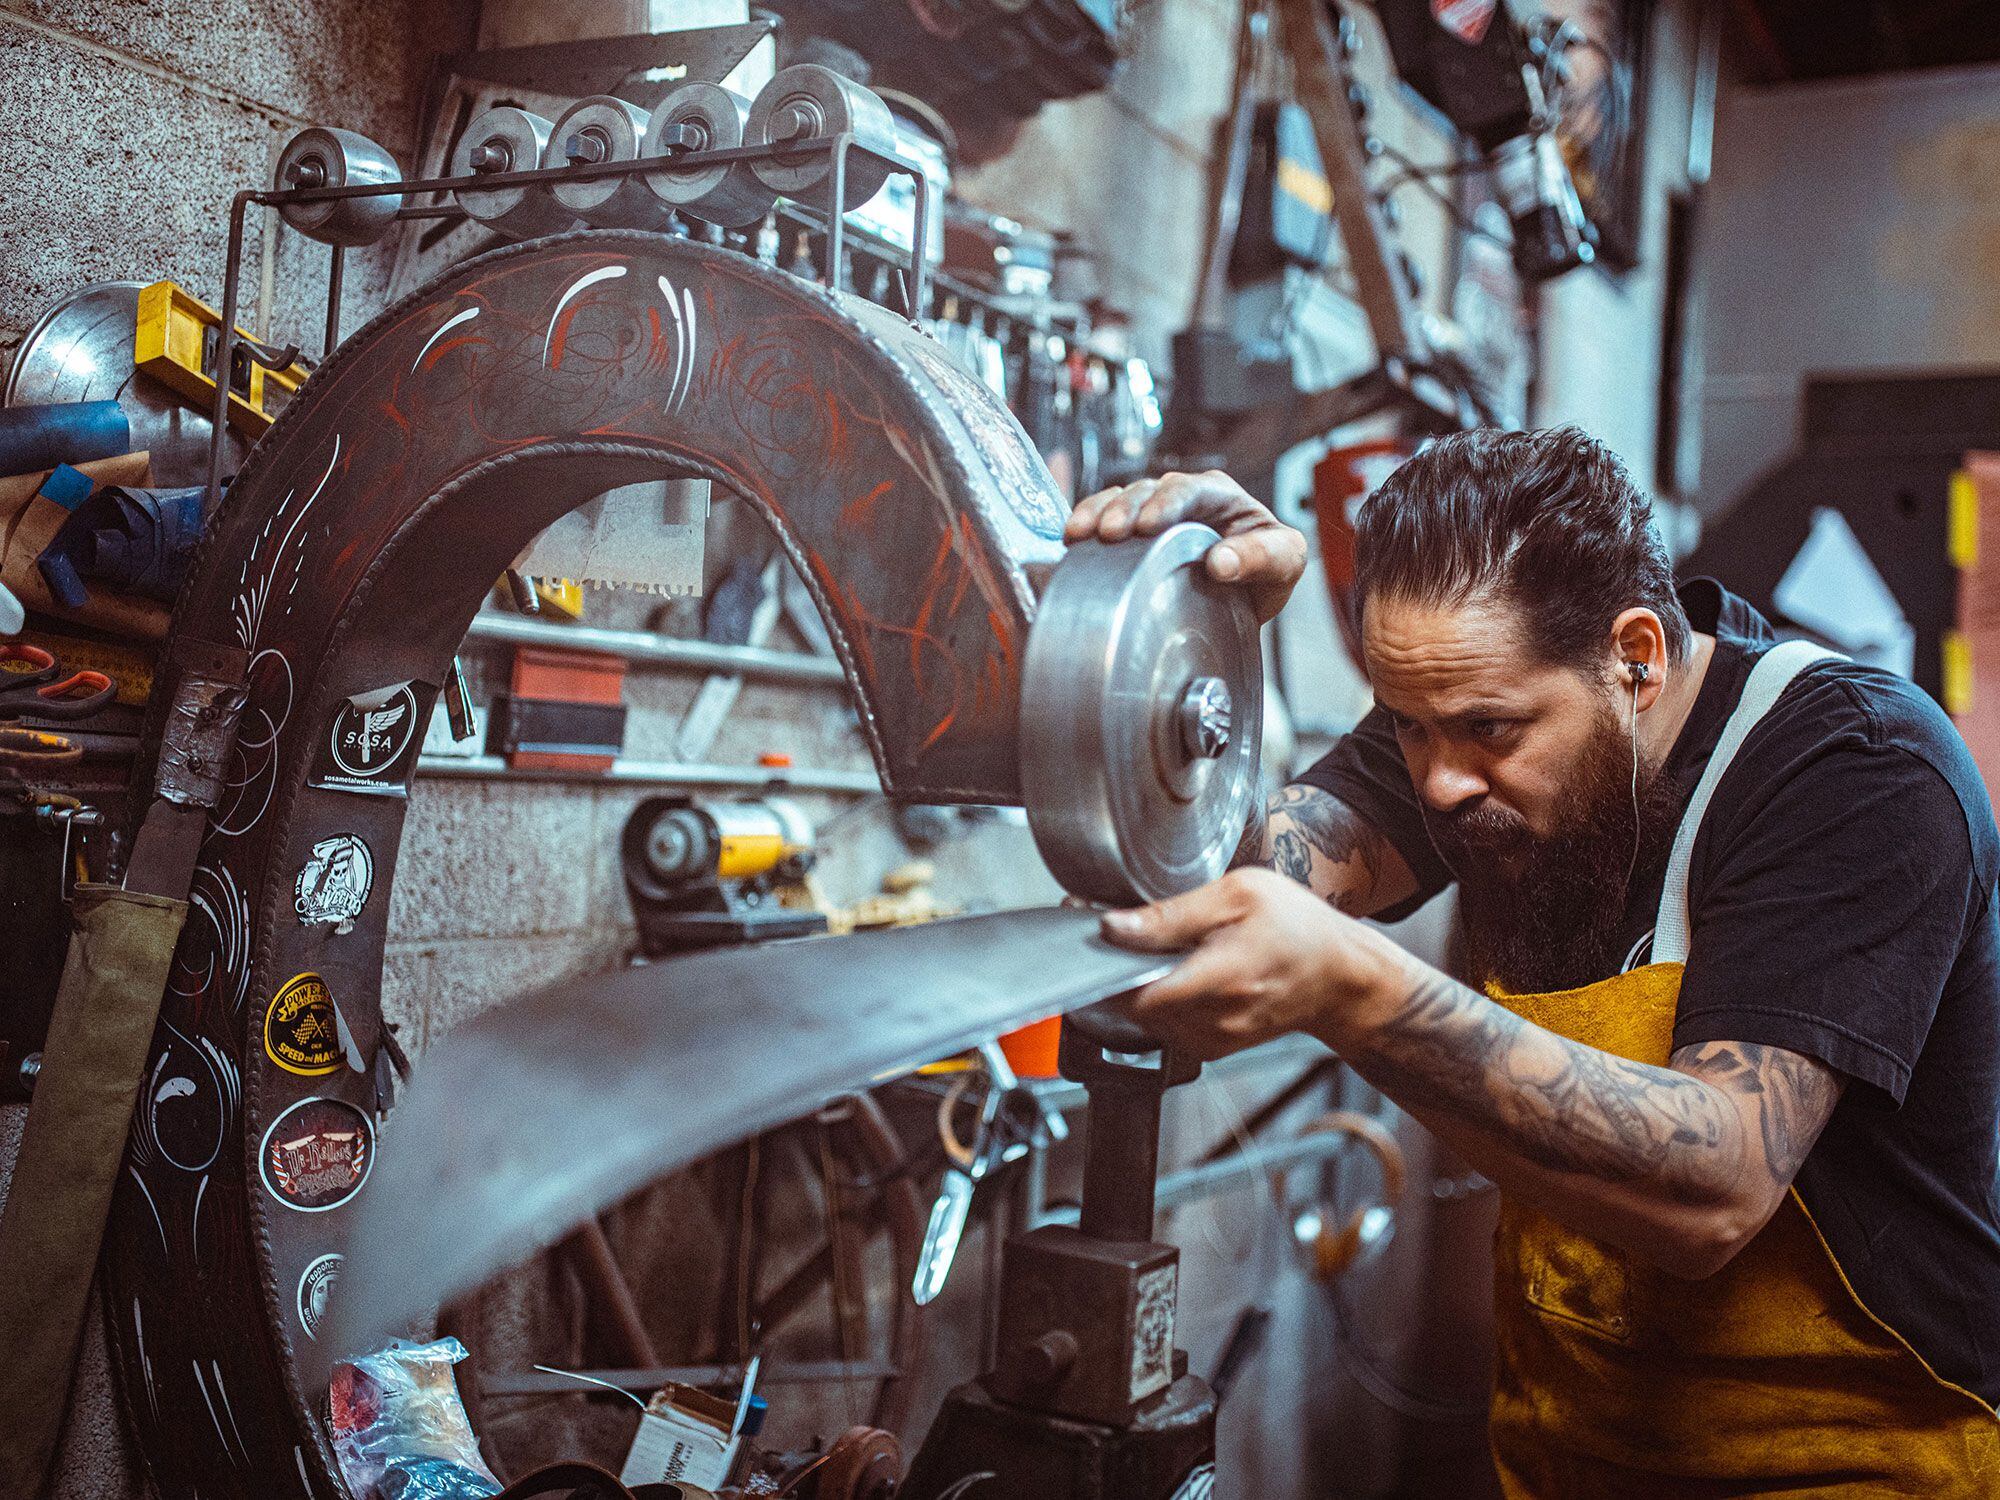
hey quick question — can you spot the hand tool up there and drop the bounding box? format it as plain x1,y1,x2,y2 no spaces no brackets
621,794,826,952
548,95,669,229
452,105,581,240
912,1058,1016,1306
274,127,405,246
0,644,115,721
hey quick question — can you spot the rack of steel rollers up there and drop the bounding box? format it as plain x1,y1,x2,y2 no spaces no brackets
200,70,939,513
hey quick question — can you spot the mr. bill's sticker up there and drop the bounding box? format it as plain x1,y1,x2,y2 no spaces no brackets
295,834,374,928
264,972,342,1076
309,681,435,797
297,1253,342,1340
261,1097,372,1212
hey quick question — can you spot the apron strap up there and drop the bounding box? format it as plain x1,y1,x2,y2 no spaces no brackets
1652,639,1844,966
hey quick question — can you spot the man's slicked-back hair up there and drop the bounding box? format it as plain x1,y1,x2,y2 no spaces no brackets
1353,426,1690,674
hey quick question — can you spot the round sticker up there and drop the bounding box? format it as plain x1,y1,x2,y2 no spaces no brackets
264,973,341,1076
261,1097,372,1213
297,1253,342,1340
294,834,375,927
329,685,418,779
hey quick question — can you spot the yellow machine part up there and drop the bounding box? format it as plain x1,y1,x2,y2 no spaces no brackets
134,280,308,436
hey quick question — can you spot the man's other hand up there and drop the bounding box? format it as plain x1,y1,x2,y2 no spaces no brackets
1064,470,1307,624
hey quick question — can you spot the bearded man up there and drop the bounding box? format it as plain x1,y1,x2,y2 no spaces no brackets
1068,427,2000,1495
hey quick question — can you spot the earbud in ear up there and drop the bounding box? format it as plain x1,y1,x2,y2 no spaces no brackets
1628,662,1650,685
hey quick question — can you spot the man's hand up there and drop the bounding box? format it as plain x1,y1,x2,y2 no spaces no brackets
1065,470,1307,624
1100,867,1398,1060
1100,868,1846,1279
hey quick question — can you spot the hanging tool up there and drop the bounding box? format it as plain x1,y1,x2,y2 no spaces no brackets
0,644,115,722
452,105,580,240
643,82,779,228
911,1039,1069,1306
745,63,901,211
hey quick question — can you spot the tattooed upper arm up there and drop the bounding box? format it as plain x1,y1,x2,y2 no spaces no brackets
1668,1041,1844,1188
1241,783,1418,917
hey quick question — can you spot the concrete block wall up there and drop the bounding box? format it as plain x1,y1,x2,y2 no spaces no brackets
0,0,477,370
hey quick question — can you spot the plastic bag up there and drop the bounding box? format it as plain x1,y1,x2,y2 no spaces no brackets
329,1337,501,1500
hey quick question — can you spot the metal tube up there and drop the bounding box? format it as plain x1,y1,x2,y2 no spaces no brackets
415,753,880,795
479,1359,897,1396
564,1218,660,1368
461,611,848,685
324,243,345,358
205,191,255,514
1041,1122,1367,1228
909,165,932,320
827,134,849,292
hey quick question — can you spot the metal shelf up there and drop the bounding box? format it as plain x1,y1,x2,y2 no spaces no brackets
462,611,848,687
415,753,880,794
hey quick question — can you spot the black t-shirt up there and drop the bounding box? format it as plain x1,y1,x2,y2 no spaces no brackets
1298,579,2000,1403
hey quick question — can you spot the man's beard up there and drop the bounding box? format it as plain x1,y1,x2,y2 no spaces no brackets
1424,709,1682,994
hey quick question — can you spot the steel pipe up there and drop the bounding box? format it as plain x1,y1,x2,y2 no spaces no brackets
1036,1114,1366,1227
480,1359,898,1396
416,752,880,794
461,611,849,685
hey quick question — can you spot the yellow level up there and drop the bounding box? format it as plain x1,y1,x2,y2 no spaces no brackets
134,280,309,436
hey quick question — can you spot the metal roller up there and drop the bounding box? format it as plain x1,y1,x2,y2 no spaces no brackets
1019,523,1264,906
452,105,578,239
547,94,669,229
745,63,899,211
274,126,404,246
642,82,778,228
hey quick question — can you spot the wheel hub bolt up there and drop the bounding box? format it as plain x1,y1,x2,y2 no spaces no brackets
1178,676,1233,759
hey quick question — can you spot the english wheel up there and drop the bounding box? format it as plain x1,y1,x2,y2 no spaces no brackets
1019,522,1264,906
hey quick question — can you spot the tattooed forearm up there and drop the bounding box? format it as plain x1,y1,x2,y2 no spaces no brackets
1356,972,1744,1202
1669,1041,1843,1186
1254,784,1413,916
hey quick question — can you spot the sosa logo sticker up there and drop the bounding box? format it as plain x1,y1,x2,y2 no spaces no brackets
309,681,436,797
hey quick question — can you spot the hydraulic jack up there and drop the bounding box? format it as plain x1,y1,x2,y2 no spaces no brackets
900,1000,1216,1500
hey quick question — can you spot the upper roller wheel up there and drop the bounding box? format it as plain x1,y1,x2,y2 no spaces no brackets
275,127,403,246
453,106,579,240
1019,522,1264,906
745,64,899,211
642,82,778,228
547,95,669,229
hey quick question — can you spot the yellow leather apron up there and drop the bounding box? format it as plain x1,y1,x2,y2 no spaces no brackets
1486,641,2000,1496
